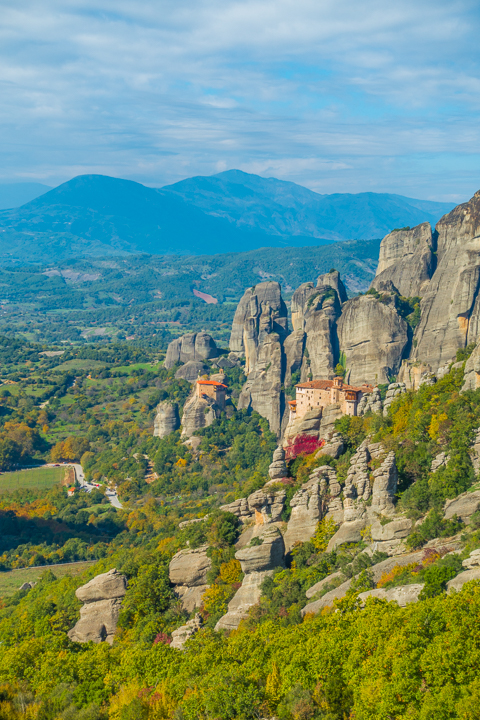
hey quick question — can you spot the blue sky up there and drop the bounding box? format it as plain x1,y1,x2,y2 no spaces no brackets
1,0,479,200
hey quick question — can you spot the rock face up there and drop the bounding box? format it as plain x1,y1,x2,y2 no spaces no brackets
337,294,409,386
303,273,346,380
171,613,203,650
315,432,344,459
153,401,180,438
220,485,286,527
175,360,209,383
169,545,211,613
358,584,424,607
463,343,480,391
382,382,407,416
165,333,218,369
447,568,480,593
411,191,480,371
215,527,285,631
180,391,222,439
357,387,383,416
68,569,127,645
370,451,398,515
444,489,480,523
371,223,434,298
268,446,288,480
462,548,480,570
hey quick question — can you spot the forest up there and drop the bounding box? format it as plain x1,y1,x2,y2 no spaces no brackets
0,336,479,718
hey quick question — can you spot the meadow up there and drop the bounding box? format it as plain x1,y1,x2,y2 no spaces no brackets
0,466,66,492
0,560,96,597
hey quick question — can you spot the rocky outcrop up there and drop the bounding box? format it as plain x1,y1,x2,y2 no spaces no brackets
220,486,286,527
268,446,288,480
180,392,221,439
165,333,218,369
68,569,127,645
462,548,480,570
382,382,407,416
446,568,480,593
305,571,344,599
315,432,344,459
153,401,180,438
215,527,285,630
411,191,480,371
337,294,409,386
303,273,346,380
169,545,211,613
444,489,480,523
398,361,436,391
370,451,398,515
358,584,424,606
431,452,449,472
372,223,434,298
175,361,209,383
357,387,383,416
463,343,480,391
171,613,203,650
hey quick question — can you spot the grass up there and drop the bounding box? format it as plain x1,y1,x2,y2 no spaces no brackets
0,466,66,492
53,359,109,371
0,561,96,597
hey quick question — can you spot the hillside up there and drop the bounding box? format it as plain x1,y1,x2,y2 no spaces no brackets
0,182,52,210
0,172,455,263
0,240,380,346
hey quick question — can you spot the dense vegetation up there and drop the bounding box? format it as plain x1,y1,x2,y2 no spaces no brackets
0,240,380,347
0,334,479,718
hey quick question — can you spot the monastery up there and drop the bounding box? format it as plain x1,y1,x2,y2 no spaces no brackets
196,378,227,411
288,376,373,421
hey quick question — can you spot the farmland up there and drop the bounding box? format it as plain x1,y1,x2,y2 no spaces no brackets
0,466,66,492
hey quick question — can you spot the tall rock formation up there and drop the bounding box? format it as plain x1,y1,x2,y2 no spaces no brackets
337,293,409,386
153,401,180,438
371,222,434,297
165,333,218,369
232,282,288,435
68,569,127,645
410,191,480,370
169,545,211,612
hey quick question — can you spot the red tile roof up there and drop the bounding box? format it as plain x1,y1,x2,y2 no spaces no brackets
197,380,227,388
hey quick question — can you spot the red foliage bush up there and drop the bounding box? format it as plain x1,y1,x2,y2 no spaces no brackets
285,435,324,460
153,632,172,645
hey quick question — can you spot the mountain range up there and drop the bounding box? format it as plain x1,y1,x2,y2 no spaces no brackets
0,170,456,263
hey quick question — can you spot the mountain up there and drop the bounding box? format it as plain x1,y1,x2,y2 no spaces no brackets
0,182,52,210
0,172,456,264
162,169,456,241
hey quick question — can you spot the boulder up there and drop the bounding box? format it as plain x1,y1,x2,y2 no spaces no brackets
171,613,203,650
447,568,480,593
370,451,398,515
174,585,209,613
337,294,409,386
235,527,285,573
315,432,344,459
370,517,412,542
165,333,218,369
371,223,434,298
169,546,211,587
357,387,383,416
175,361,209,383
326,519,366,552
305,571,344,599
180,393,221,439
215,570,272,631
153,401,180,438
246,488,286,524
76,568,127,603
462,549,480,570
411,191,480,372
268,446,288,480
358,583,424,607
68,569,127,645
444,489,480,523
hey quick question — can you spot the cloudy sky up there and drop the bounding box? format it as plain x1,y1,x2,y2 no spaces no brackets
1,0,479,200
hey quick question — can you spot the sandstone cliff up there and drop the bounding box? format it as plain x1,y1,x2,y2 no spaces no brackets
165,332,218,369
371,222,434,297
153,401,180,438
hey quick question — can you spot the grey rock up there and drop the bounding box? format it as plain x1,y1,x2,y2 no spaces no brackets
370,517,412,542
358,583,424,607
76,568,127,603
283,471,330,551
19,582,32,591
153,401,180,438
462,549,480,570
175,361,209,383
220,497,252,523
247,488,286,524
268,446,288,480
215,570,272,631
69,569,127,645
411,191,480,372
338,294,409,386
180,392,221,439
175,585,209,613
315,433,344,459
383,382,407,417
165,333,218,369
303,276,344,380
171,613,203,650
444,489,480,523
326,519,366,552
431,452,449,472
305,571,344,599
284,328,307,388
463,343,480,391
370,451,398,515
447,568,480,593
235,526,285,573
301,577,353,616
169,546,211,587
371,222,434,298
470,428,480,474
357,387,383,416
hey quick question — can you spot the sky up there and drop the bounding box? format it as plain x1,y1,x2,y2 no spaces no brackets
1,0,479,201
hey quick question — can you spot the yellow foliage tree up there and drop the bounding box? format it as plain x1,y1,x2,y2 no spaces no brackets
311,516,337,552
219,559,242,584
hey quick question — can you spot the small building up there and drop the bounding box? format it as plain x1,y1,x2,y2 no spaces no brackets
290,376,373,422
196,379,227,411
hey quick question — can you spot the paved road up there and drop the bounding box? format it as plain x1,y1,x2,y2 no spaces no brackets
45,463,123,509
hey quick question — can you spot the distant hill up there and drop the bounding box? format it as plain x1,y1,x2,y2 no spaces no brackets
0,182,52,210
0,172,456,264
162,169,456,241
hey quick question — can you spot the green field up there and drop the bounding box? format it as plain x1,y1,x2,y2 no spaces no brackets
0,561,96,597
0,466,66,492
